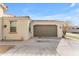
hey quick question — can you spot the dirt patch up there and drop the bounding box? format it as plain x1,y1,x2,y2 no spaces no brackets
0,45,15,53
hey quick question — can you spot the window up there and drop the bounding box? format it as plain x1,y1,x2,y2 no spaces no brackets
10,21,17,32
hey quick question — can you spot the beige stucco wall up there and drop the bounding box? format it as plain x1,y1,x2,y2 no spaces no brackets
0,18,2,40
0,16,65,40
31,20,64,38
0,5,4,40
2,17,31,40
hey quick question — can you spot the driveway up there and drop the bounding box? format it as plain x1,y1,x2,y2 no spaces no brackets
1,37,61,56
57,38,79,56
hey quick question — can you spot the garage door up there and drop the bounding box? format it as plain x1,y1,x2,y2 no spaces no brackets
34,25,57,37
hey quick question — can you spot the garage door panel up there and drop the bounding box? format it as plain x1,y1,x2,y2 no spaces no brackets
34,25,57,37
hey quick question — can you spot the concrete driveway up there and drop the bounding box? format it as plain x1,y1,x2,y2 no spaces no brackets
1,37,61,56
57,38,79,56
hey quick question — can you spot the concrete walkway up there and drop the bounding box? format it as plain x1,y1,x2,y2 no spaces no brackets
57,38,79,56
0,37,61,56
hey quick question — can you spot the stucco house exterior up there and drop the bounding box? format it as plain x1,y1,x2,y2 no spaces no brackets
0,4,66,41
31,20,64,38
0,17,31,40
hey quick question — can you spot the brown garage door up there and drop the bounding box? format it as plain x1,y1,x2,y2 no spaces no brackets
34,25,57,37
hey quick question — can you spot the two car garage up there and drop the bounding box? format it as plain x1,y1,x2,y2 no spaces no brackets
34,25,57,37
31,20,63,38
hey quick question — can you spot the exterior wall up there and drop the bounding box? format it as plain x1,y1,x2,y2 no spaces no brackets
0,4,4,40
2,17,31,40
0,16,64,40
31,21,63,38
18,18,31,40
0,18,2,40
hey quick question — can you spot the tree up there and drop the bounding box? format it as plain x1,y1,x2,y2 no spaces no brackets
62,21,70,38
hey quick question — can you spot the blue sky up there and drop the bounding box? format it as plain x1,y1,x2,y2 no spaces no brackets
5,3,79,25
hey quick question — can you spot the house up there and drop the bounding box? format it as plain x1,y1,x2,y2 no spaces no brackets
0,17,31,40
0,3,8,17
0,4,66,41
68,25,79,33
30,20,64,38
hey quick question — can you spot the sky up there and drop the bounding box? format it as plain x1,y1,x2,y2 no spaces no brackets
5,3,79,25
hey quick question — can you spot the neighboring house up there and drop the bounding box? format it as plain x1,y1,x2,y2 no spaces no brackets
0,4,66,40
68,26,79,33
0,3,8,17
